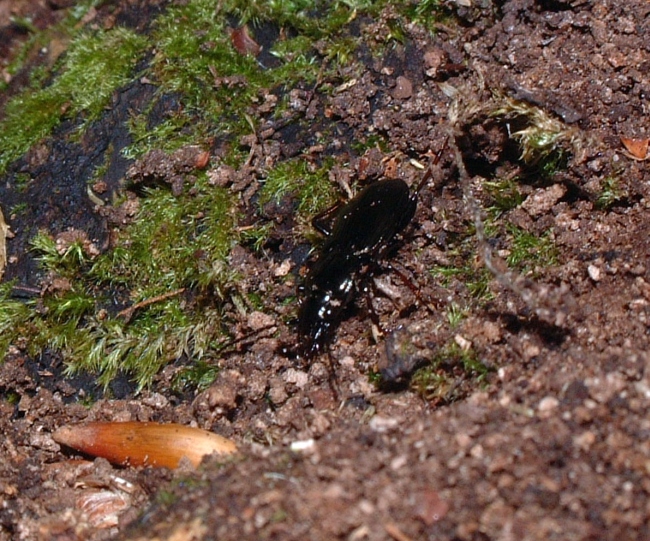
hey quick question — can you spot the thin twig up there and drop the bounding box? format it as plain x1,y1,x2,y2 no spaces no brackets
117,288,185,323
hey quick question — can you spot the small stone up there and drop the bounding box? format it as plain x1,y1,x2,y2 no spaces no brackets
392,76,413,100
205,371,242,410
585,372,626,403
339,356,355,367
521,184,566,217
390,455,408,470
268,377,288,405
290,439,315,452
283,368,309,389
470,444,484,459
537,396,560,417
247,311,275,331
423,48,446,78
587,264,601,281
523,343,541,361
369,415,399,432
455,433,472,450
274,259,292,277
454,334,472,351
573,430,596,451
207,165,236,187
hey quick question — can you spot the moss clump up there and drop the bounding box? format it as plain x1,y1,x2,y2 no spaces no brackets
259,158,337,219
141,0,367,154
72,178,236,389
0,173,237,390
91,181,235,295
483,177,525,216
0,27,148,173
430,244,494,303
410,342,491,404
171,360,220,394
596,176,626,210
0,282,32,356
491,97,583,178
504,223,558,272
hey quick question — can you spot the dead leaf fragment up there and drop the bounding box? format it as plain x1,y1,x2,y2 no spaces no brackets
53,421,237,469
620,136,649,161
195,150,211,169
230,26,261,56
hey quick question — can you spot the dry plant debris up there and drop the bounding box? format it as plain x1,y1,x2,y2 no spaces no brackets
620,136,650,161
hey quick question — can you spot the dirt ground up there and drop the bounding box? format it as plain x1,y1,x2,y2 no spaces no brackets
2,0,650,540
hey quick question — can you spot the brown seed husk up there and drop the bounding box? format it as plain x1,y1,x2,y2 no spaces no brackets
52,421,237,469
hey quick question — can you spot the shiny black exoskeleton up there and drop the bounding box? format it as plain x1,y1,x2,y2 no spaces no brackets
297,173,430,358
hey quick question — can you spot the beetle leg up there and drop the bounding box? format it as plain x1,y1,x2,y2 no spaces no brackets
311,200,344,236
360,278,385,344
324,350,341,401
381,262,439,314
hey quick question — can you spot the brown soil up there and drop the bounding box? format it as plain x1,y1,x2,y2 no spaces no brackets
2,1,650,540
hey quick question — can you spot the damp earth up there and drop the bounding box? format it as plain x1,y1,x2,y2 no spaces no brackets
1,1,650,540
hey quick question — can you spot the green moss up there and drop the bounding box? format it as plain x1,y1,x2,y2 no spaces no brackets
491,97,581,178
259,157,338,219
155,490,178,506
505,223,558,271
92,182,235,295
4,390,21,405
403,0,444,24
596,176,625,210
350,133,389,154
44,287,96,324
240,222,276,252
0,26,148,173
62,312,206,390
0,282,33,356
122,108,200,161
171,360,220,394
63,29,149,118
136,0,394,156
152,1,258,114
31,231,90,277
483,177,524,216
68,180,238,388
13,173,32,193
445,302,468,328
410,342,491,404
430,260,493,303
10,202,29,216
226,0,381,34
0,173,238,390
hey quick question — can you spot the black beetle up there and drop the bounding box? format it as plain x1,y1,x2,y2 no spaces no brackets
296,161,439,359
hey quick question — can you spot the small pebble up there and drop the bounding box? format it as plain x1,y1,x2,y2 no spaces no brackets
392,76,413,100
537,396,560,417
587,264,601,281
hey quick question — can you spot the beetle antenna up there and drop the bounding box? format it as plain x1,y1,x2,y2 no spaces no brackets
413,136,449,195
